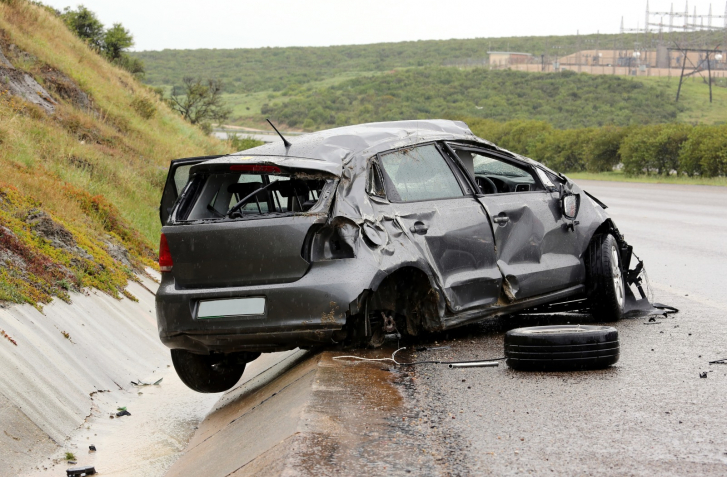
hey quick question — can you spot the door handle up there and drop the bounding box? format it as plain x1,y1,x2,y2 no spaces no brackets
492,215,509,226
410,222,429,235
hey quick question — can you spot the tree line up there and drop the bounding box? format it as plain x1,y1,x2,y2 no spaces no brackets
466,118,727,177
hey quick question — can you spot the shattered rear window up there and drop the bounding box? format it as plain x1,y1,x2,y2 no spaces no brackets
175,171,334,222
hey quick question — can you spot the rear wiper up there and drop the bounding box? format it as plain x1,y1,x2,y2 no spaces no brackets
226,181,276,217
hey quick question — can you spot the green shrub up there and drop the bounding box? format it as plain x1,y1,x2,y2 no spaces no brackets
621,124,691,176
227,133,264,151
530,128,591,172
130,96,156,119
582,126,627,172
620,126,659,175
679,125,727,177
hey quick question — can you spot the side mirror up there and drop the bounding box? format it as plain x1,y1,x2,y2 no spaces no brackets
562,193,580,219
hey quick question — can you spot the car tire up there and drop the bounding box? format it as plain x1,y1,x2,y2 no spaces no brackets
171,349,247,393
504,325,619,371
586,233,626,321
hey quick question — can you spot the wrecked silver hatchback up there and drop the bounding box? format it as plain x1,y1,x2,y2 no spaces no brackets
156,120,646,392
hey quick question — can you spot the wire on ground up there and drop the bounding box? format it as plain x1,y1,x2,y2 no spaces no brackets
332,347,505,367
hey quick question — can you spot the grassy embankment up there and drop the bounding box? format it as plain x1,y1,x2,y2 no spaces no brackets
0,2,230,307
633,76,727,125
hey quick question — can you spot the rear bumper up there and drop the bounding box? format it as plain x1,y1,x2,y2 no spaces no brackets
156,259,377,353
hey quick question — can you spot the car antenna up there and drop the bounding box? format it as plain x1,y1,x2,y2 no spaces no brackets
266,118,292,148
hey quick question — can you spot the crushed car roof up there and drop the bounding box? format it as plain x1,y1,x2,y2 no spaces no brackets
191,119,545,226
194,120,496,177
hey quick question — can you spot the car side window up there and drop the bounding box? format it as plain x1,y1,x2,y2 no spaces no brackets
378,145,464,202
455,149,543,194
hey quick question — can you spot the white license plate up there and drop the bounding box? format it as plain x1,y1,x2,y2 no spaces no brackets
197,297,266,319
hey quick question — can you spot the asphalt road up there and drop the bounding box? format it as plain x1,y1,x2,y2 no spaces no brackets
404,180,727,476
164,180,727,477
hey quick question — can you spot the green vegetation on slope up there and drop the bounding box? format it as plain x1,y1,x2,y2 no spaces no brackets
0,1,229,306
262,68,683,130
634,76,727,125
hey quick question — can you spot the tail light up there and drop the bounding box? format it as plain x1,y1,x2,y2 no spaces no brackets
230,164,281,173
159,233,173,272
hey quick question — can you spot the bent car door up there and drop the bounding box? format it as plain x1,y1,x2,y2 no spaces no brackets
448,145,583,301
375,143,501,312
159,156,223,225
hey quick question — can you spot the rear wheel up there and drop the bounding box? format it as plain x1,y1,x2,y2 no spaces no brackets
586,234,625,321
171,350,256,393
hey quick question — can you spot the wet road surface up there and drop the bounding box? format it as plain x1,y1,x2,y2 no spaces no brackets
166,181,726,476
404,181,727,476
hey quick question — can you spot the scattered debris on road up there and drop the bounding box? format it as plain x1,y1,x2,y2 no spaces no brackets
131,377,163,386
333,347,505,368
448,361,499,368
66,465,96,476
700,372,708,378
88,445,96,452
1,329,17,345
709,358,727,365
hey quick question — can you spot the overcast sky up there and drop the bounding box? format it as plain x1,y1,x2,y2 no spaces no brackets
42,0,726,51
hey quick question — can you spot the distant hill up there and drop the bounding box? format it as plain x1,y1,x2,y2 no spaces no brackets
132,30,726,95
133,32,645,93
133,31,727,129
262,68,683,129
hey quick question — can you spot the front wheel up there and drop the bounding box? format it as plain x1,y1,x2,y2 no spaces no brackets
171,349,253,393
586,234,625,321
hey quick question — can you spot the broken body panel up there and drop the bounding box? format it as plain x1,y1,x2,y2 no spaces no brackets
156,120,623,354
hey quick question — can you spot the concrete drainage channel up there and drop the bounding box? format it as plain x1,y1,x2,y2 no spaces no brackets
0,270,220,477
164,347,444,477
0,271,444,476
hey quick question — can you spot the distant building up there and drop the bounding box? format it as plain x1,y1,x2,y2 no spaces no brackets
557,49,724,70
487,51,534,68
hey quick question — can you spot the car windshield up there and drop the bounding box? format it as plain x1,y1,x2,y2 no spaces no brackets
473,154,530,177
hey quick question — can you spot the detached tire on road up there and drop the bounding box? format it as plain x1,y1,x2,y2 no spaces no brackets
505,325,619,371
171,349,246,393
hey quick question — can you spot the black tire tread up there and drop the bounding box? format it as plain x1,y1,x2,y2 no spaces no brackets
504,325,619,371
171,349,245,393
586,234,624,321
